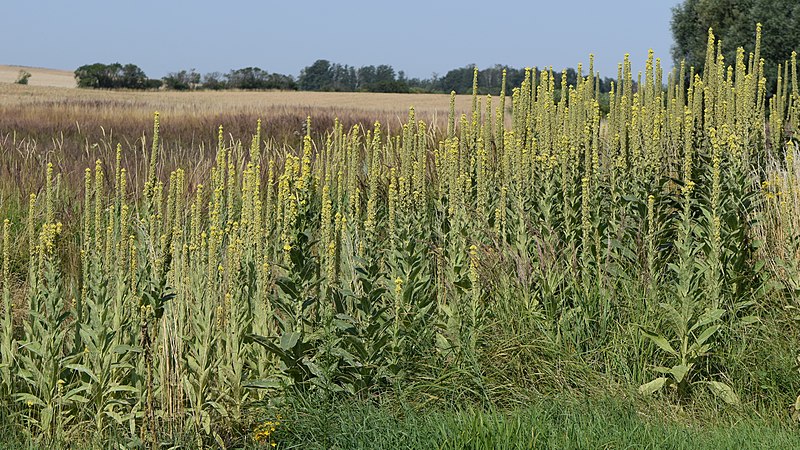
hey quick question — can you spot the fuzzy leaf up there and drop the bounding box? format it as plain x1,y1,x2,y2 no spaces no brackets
669,364,690,384
640,328,678,357
639,377,668,395
707,381,740,405
280,332,301,351
694,324,719,347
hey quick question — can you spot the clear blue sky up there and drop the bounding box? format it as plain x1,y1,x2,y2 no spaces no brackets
2,0,683,80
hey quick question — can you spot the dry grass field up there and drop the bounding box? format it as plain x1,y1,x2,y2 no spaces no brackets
0,65,76,88
0,78,477,210
0,81,473,125
0,80,474,157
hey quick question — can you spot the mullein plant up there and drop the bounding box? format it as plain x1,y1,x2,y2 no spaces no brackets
2,24,799,445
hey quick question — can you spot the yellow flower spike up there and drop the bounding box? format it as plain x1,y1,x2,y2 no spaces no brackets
45,162,55,226
1,219,9,292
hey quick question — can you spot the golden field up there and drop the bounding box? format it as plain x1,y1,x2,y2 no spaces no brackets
0,65,76,88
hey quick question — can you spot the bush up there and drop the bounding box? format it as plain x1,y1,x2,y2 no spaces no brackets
14,70,31,85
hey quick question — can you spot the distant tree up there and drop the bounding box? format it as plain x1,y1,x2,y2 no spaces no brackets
356,65,376,90
120,64,148,89
263,72,298,90
374,65,396,84
330,63,356,91
162,69,200,91
299,60,334,91
226,67,270,89
75,63,113,88
202,72,227,90
225,67,296,90
74,63,149,89
15,70,31,85
144,78,163,90
671,0,800,92
439,65,477,94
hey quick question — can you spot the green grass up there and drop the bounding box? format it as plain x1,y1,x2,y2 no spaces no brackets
250,395,800,450
4,394,798,449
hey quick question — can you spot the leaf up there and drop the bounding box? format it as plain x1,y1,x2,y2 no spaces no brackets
105,409,127,425
707,381,740,405
41,405,53,432
15,393,45,407
640,328,678,357
639,377,668,395
280,332,301,351
669,364,690,383
66,363,99,383
690,308,725,332
694,324,719,347
244,379,284,390
739,316,759,326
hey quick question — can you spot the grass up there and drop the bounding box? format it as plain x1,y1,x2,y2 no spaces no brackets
3,395,797,449
272,395,800,450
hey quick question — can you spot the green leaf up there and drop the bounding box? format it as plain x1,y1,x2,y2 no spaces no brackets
739,316,759,326
244,379,284,390
669,365,690,384
690,308,724,332
707,381,740,405
640,328,677,357
694,324,719,347
280,332,301,351
14,393,45,407
639,377,668,395
66,363,99,383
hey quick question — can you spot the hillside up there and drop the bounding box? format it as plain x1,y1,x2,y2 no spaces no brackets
0,65,75,88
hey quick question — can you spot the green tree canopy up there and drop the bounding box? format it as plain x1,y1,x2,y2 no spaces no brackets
671,0,799,90
74,63,152,89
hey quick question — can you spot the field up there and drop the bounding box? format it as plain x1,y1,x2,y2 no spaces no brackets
0,66,76,88
1,29,800,449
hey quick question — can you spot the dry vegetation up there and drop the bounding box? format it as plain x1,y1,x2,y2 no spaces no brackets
0,65,76,88
0,82,475,217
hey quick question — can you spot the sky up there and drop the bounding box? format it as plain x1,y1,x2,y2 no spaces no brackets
1,0,683,81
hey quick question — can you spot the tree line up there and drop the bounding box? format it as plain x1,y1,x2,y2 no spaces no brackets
73,3,798,95
74,61,616,95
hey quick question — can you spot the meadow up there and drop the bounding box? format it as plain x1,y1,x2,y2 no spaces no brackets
1,28,800,448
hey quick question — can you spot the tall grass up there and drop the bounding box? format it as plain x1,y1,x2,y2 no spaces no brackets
0,28,799,447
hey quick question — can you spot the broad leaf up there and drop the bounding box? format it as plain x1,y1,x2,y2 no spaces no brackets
639,377,668,395
707,381,739,405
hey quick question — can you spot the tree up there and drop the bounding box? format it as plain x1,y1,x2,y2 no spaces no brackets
226,67,296,90
202,72,226,90
162,69,200,91
226,67,270,89
298,60,333,91
671,0,800,91
74,63,149,89
75,63,116,88
120,64,148,89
